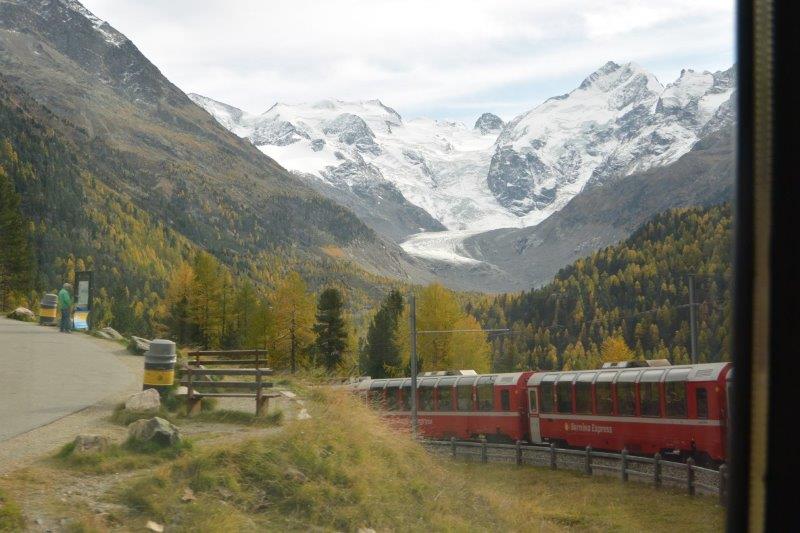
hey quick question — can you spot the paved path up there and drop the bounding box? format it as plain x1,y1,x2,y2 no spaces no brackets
0,317,138,442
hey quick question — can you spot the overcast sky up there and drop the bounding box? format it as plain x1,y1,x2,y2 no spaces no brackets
81,0,735,124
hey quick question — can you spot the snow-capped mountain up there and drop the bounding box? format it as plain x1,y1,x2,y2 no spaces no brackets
191,61,734,263
188,95,521,233
489,62,735,218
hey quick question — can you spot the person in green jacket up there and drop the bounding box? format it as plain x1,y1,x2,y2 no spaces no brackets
58,282,73,333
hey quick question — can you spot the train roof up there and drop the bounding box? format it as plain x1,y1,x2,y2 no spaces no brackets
527,362,732,386
356,372,530,388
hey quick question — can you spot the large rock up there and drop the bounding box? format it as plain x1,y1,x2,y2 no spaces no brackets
127,417,181,447
7,307,35,321
72,434,110,455
125,389,161,412
100,326,124,340
129,336,151,354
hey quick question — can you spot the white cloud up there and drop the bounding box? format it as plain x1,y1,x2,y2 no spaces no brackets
80,0,734,122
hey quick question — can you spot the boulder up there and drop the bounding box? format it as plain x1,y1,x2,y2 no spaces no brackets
72,434,110,455
125,389,161,412
7,307,35,321
127,417,181,447
92,330,113,340
100,326,124,340
129,336,151,354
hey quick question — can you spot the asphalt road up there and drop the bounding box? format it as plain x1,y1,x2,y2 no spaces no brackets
0,317,137,441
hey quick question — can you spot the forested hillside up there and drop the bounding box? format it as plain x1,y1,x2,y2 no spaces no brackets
0,76,402,337
470,204,732,371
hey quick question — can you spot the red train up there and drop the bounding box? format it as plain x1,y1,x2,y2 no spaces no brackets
355,362,733,462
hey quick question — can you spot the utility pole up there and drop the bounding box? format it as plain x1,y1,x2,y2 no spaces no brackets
688,274,698,364
409,291,419,438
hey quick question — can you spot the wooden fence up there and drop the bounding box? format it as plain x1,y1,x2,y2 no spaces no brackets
423,438,728,506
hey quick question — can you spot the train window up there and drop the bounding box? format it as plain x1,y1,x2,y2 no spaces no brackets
616,371,639,416
664,369,690,418
595,373,614,415
437,377,456,411
385,379,402,411
540,376,555,413
696,388,709,419
639,370,664,417
556,374,575,413
476,376,496,411
456,377,476,411
369,381,386,407
528,389,538,413
400,380,411,411
419,378,436,411
575,373,594,414
501,389,511,411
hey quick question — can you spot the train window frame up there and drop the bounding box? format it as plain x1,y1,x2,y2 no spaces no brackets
696,387,709,419
615,370,639,416
556,373,576,413
418,377,437,411
664,369,690,418
528,388,538,414
456,376,476,411
638,370,664,418
476,375,496,411
436,376,456,411
575,373,594,414
595,372,615,415
539,375,556,413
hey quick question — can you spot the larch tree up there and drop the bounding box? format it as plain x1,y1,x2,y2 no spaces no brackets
189,251,224,348
600,336,635,363
268,272,315,373
162,261,195,344
398,283,491,374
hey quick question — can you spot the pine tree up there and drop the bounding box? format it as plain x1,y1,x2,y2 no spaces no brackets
312,287,348,372
363,289,404,378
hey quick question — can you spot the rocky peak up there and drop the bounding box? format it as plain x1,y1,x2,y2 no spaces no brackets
474,113,504,134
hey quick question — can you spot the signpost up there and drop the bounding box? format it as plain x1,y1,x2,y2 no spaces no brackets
73,271,93,331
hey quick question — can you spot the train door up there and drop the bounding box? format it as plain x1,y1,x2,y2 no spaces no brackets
528,387,542,443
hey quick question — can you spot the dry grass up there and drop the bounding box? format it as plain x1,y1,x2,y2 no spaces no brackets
104,389,724,532
0,488,24,532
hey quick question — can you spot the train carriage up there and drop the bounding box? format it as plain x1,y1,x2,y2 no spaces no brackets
359,372,533,442
527,362,732,461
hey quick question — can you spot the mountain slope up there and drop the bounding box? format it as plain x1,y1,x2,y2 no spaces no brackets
0,0,429,282
470,203,732,372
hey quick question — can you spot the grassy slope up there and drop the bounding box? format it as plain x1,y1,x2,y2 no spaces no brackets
35,389,723,532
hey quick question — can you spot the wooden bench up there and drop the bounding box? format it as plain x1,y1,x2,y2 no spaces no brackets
181,350,277,416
